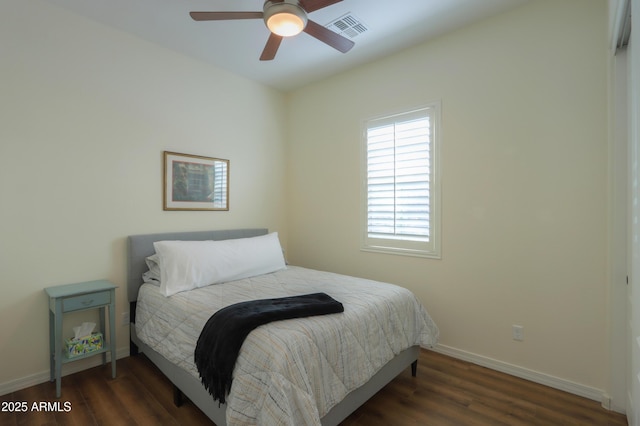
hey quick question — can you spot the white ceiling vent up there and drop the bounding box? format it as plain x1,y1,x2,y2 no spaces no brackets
326,14,368,39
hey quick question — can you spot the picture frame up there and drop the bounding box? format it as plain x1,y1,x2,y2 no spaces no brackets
163,151,229,211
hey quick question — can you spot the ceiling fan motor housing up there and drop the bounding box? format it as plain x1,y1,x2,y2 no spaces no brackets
263,1,308,36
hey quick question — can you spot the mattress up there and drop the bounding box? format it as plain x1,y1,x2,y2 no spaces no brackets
135,266,439,425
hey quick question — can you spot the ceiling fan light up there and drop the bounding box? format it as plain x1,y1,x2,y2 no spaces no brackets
264,3,307,37
267,13,304,36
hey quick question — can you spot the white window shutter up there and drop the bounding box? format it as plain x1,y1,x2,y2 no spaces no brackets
362,104,440,258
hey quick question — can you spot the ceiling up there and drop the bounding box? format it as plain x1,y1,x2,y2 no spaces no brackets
44,0,529,91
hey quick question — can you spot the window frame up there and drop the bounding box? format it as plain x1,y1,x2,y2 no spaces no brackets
360,102,442,259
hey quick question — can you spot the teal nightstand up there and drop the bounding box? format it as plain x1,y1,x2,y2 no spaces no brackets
45,280,117,398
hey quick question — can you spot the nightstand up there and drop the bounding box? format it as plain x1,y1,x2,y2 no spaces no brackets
45,280,117,398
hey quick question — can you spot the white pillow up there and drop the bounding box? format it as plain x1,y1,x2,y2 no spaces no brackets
142,254,161,285
154,232,286,297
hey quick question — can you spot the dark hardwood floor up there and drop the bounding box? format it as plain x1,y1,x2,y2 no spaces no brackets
1,349,628,425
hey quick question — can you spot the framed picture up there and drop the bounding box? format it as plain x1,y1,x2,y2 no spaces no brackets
163,151,229,211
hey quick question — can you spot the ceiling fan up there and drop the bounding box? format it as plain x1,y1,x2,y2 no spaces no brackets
190,0,355,61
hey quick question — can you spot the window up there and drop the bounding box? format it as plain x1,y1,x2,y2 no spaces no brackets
361,103,441,258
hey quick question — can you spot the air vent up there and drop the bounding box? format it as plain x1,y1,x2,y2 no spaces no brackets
326,14,368,39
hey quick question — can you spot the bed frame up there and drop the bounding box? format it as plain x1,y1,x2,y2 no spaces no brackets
127,228,419,426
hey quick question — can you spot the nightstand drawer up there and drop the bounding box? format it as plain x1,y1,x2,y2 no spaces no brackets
62,291,111,312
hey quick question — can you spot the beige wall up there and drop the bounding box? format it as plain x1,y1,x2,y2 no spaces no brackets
0,1,288,388
287,0,609,394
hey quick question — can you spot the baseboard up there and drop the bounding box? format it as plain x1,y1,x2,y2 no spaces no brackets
0,347,129,397
431,344,618,412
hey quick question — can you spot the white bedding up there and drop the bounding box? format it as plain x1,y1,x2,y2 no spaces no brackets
135,266,439,425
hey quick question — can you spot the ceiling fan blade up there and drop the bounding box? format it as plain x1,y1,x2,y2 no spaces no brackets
260,33,283,61
299,0,342,13
303,19,354,53
190,11,263,21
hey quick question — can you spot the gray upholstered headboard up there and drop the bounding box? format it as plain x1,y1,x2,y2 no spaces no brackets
126,228,268,303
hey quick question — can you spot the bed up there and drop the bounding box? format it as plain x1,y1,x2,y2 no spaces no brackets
127,228,439,425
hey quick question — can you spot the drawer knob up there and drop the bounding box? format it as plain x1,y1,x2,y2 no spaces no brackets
82,299,94,306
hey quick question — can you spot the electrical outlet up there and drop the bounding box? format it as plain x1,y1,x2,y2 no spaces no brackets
512,325,524,341
121,312,130,326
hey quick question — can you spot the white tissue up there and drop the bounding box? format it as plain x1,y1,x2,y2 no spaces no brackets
73,322,96,340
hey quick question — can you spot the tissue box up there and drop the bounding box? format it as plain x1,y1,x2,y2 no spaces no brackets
64,332,103,358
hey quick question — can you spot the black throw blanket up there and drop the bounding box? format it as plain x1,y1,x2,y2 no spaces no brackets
194,292,344,404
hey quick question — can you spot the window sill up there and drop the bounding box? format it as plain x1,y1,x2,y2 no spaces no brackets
360,246,441,259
